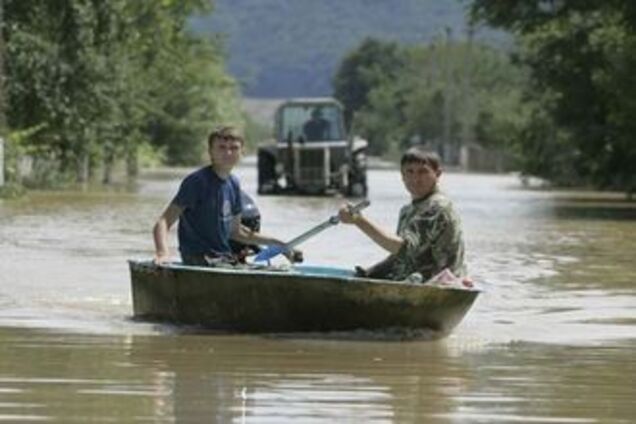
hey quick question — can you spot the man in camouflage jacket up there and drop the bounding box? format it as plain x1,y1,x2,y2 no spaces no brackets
339,147,465,281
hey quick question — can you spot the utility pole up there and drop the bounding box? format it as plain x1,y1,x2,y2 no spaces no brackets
441,26,452,163
0,0,6,132
0,0,6,187
459,24,474,169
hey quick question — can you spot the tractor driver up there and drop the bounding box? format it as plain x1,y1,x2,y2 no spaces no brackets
302,107,331,141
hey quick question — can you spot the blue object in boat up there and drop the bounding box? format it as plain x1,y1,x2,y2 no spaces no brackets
254,244,285,262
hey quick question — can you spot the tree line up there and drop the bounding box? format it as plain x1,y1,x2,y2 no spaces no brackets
1,0,243,191
334,1,635,196
2,1,633,197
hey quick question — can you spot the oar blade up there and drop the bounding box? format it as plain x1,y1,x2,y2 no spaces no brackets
254,244,285,262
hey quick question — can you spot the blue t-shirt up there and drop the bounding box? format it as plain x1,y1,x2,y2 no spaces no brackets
172,166,243,256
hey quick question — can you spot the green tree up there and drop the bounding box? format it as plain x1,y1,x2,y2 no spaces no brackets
472,0,636,195
333,38,406,130
144,35,241,165
3,0,241,186
342,37,527,161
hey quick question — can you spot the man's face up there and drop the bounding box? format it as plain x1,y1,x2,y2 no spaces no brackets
209,136,243,172
401,161,440,199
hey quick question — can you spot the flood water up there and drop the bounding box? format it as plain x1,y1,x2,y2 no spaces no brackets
1,165,635,423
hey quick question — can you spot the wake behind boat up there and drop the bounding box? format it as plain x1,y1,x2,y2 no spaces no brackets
129,260,479,338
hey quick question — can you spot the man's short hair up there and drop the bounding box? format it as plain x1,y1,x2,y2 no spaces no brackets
400,147,441,171
208,126,244,148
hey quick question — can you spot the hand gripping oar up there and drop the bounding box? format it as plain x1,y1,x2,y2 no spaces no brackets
254,199,371,262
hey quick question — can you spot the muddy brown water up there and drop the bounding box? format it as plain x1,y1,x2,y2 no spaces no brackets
1,165,634,423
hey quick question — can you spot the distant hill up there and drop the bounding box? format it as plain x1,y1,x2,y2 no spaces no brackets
191,0,502,98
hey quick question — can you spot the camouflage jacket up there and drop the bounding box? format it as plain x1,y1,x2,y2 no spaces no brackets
367,187,466,281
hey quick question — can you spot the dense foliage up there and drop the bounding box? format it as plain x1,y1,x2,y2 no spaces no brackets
333,38,406,130
471,0,636,195
333,37,527,160
2,0,242,187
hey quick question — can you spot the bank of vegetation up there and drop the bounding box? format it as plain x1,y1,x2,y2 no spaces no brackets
1,1,634,199
474,1,636,197
0,0,246,194
334,1,635,197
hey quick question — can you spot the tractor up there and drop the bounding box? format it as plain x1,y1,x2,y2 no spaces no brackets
256,98,368,197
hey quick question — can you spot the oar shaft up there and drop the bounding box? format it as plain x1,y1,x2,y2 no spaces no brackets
285,199,370,249
286,220,335,248
253,199,370,263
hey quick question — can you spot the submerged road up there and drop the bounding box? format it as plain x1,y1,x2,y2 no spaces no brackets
0,165,634,422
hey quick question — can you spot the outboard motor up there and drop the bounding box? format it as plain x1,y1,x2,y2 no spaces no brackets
230,191,261,261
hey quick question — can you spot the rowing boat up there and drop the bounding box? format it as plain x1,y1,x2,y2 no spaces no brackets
129,260,479,337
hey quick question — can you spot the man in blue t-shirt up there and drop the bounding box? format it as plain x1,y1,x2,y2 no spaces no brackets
152,126,289,265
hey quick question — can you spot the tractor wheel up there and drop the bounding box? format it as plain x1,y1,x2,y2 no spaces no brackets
257,151,277,194
349,181,368,198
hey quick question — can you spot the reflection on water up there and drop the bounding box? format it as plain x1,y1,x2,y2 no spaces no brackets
0,327,633,423
1,166,635,422
549,193,636,221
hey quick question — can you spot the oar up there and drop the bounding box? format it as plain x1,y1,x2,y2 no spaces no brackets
254,199,371,262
